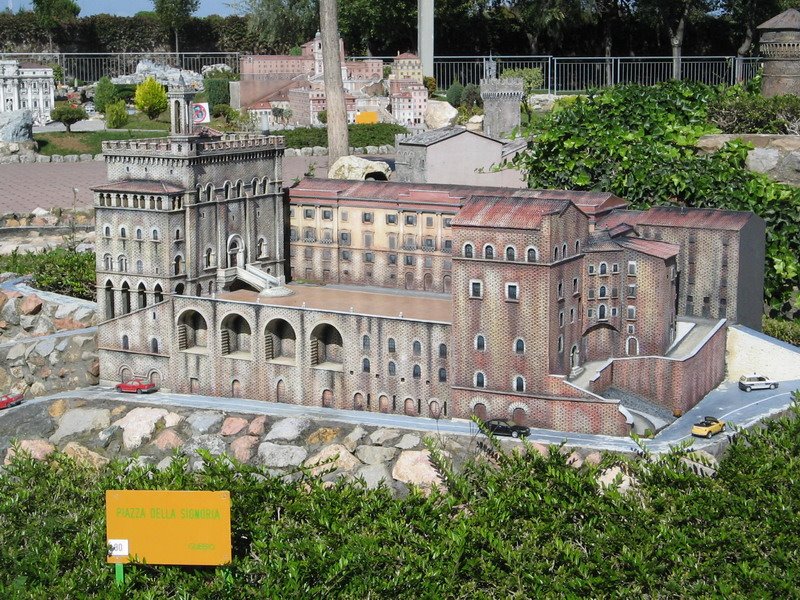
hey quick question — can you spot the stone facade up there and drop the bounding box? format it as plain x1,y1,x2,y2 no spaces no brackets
758,9,800,97
0,61,55,126
95,86,761,436
480,78,524,140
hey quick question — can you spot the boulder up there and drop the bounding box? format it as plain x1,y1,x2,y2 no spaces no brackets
113,407,170,450
264,417,310,442
597,465,637,494
50,408,111,444
156,456,174,471
183,434,227,458
54,317,86,331
391,450,443,490
395,434,421,450
248,415,267,436
0,110,34,142
201,63,232,76
304,444,362,477
186,411,224,434
424,100,458,129
34,338,56,359
98,424,120,447
355,463,392,489
29,382,46,397
355,444,398,465
342,425,367,452
466,114,484,132
62,442,109,468
152,429,184,452
48,398,68,419
230,435,259,463
257,442,307,468
164,412,182,428
369,428,401,446
583,451,602,466
5,439,55,464
327,155,392,180
566,451,583,469
221,416,248,436
19,294,43,315
307,427,339,445
746,148,781,173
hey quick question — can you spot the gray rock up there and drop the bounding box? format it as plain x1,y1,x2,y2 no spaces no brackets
395,434,421,450
257,442,307,468
50,154,63,163
98,424,120,447
355,444,398,465
201,63,232,76
35,337,56,358
186,411,224,434
312,145,327,156
111,59,203,88
746,148,781,173
365,145,379,154
156,456,174,471
264,416,310,442
369,428,401,446
20,315,37,331
35,155,51,163
342,425,366,452
1,301,19,326
79,153,93,161
0,110,34,142
355,463,392,489
113,407,170,450
5,343,27,365
63,155,79,163
124,455,156,472
50,408,111,444
328,155,392,181
183,434,227,458
424,100,458,129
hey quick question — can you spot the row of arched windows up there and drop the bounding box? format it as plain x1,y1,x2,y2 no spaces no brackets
462,241,582,262
195,177,271,202
102,224,160,241
381,336,447,359
374,360,447,382
97,193,166,209
473,372,526,392
103,280,164,319
475,334,526,354
121,334,160,354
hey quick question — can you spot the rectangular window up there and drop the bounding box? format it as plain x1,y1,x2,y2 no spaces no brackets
340,231,350,244
404,255,415,266
506,284,518,301
405,214,416,225
443,239,453,252
365,252,374,263
322,209,333,220
627,285,637,297
627,324,635,334
322,250,332,261
570,308,575,323
304,208,314,219
558,335,564,353
341,250,351,261
425,216,434,227
341,210,348,222
364,233,373,248
588,308,594,318
573,277,579,294
362,212,373,223
386,213,398,225
611,307,618,317
303,248,312,259
559,311,564,327
612,263,619,273
444,259,452,270
627,306,636,319
289,208,296,218
423,237,435,249
424,257,433,268
388,254,397,265
470,280,483,298
627,261,637,276
588,265,596,275
443,218,452,228
557,282,563,298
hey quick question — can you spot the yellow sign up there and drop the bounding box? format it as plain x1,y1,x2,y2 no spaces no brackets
355,111,379,124
106,490,231,566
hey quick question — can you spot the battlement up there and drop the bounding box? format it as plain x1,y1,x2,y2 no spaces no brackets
101,134,285,156
480,78,524,99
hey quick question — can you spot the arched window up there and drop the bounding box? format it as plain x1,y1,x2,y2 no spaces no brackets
137,283,147,308
120,227,127,239
599,262,608,275
151,338,159,354
135,228,143,240
122,335,129,350
104,280,115,319
599,285,607,298
362,335,370,352
362,358,371,373
412,364,421,379
439,343,447,359
598,304,607,320
463,243,473,258
388,338,396,353
438,368,447,382
484,245,494,260
527,247,537,262
257,237,267,257
103,254,112,271
575,240,580,254
515,338,525,354
178,310,208,350
152,228,159,241
117,255,127,272
562,243,567,257
309,323,343,365
476,334,486,351
136,260,143,274
205,248,213,268
221,313,252,355
475,372,485,388
154,284,163,303
515,376,525,392
264,318,296,362
174,255,183,275
413,340,421,356
554,247,559,260
103,225,111,237
388,361,396,376
505,246,516,261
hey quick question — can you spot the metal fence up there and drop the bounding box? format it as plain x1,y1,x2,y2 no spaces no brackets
1,51,762,93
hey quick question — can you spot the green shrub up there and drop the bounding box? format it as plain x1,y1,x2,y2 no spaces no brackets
763,317,800,346
456,105,483,125
212,102,234,120
500,66,544,92
317,109,328,124
104,99,129,129
0,248,95,300
134,76,168,120
205,78,231,112
93,76,117,113
282,123,407,149
423,75,437,98
446,80,464,107
50,104,88,133
462,83,482,109
113,83,137,103
708,89,800,134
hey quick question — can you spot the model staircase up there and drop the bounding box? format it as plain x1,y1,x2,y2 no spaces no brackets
310,339,319,366
220,329,231,355
177,324,188,351
234,264,282,292
264,332,274,360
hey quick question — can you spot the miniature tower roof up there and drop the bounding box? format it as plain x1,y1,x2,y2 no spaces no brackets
758,9,800,31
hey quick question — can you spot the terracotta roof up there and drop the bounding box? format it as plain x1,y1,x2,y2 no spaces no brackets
395,52,419,60
91,180,185,194
638,206,753,231
453,195,567,230
759,9,800,30
595,209,644,230
566,192,627,216
615,237,680,260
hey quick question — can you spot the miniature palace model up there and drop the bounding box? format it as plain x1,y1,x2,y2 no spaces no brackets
94,84,765,436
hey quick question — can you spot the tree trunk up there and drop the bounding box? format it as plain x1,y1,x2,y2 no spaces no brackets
670,9,688,81
320,0,349,165
174,28,180,62
737,22,754,57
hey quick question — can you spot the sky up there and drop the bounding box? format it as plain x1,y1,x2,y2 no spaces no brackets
11,0,237,17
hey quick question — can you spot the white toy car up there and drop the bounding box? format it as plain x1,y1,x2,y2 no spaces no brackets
738,374,778,392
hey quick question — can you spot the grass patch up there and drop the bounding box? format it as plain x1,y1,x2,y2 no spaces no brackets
116,110,171,131
34,130,163,156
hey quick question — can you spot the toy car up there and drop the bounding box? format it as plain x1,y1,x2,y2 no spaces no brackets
115,379,158,394
484,418,530,438
691,416,726,438
738,374,778,392
0,392,23,410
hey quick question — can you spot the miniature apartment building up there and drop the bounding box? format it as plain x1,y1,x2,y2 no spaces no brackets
94,85,764,436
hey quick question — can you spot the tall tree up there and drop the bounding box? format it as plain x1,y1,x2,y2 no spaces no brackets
234,0,318,53
492,0,590,55
720,0,783,57
587,0,633,58
320,0,349,164
32,0,80,51
152,0,199,57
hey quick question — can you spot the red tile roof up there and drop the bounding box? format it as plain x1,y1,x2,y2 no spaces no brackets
638,206,753,231
395,52,419,60
453,195,567,230
91,180,185,194
596,209,645,230
564,192,627,216
616,237,680,260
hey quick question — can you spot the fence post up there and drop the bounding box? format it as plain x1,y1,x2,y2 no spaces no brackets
551,57,557,95
734,55,743,84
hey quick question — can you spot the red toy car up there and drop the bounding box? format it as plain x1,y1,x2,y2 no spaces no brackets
0,392,24,410
115,379,158,394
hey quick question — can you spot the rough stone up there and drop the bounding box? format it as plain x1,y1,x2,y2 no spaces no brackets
328,155,392,180
5,439,55,464
566,451,583,469
391,450,442,489
111,59,203,88
54,317,86,331
597,466,637,494
186,411,224,434
307,427,339,445
48,398,67,419
6,343,26,364
156,456,174,471
257,442,307,468
304,444,362,477
248,415,267,436
264,416,311,442
29,381,46,396
221,416,248,436
424,100,458,129
35,338,56,358
584,451,602,466
395,434,421,450
50,408,111,444
113,407,169,450
342,425,366,452
183,434,227,458
62,442,109,468
164,412,182,428
19,294,43,315
0,110,34,142
746,148,782,173
465,114,484,132
355,463,393,489
355,444,398,465
369,428,401,446
230,435,259,463
98,424,120,447
152,429,184,452
20,315,37,331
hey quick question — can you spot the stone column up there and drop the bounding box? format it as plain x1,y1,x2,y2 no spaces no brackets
758,9,800,97
417,0,434,78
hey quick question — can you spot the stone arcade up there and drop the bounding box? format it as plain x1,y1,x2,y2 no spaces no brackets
94,84,765,436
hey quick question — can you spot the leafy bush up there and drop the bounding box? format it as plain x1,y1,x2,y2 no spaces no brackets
113,83,137,103
49,104,88,133
708,89,800,134
204,77,231,112
317,109,328,124
763,317,800,346
446,80,464,108
282,123,407,149
211,102,235,121
0,248,95,300
456,105,483,125
510,81,800,309
93,76,117,114
461,83,482,109
134,76,168,120
104,100,129,129
500,66,544,92
423,75,437,98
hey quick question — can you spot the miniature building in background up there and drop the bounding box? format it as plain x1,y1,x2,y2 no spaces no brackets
480,77,524,139
758,9,800,97
0,60,55,125
94,85,764,436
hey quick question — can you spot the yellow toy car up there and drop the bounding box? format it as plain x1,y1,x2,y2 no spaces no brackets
691,416,726,438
